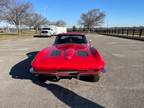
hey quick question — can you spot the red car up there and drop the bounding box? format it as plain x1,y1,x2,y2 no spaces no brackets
30,32,106,82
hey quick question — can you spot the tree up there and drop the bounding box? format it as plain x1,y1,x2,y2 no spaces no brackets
23,13,49,30
55,20,66,27
0,0,10,18
22,13,36,29
79,9,105,30
49,20,66,27
0,0,33,34
33,14,49,31
72,25,76,32
0,0,9,9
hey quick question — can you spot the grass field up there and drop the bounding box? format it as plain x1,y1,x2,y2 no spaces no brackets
0,30,38,40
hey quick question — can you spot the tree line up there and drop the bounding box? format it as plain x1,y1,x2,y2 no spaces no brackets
0,0,67,34
0,0,106,34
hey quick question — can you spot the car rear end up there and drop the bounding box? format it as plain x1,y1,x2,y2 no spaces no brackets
30,46,106,81
40,30,51,37
30,65,105,82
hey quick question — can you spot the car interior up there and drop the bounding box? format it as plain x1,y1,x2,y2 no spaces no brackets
55,35,87,44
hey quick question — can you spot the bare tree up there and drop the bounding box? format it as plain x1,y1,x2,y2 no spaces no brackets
0,0,33,34
0,0,9,8
33,14,49,32
0,0,10,18
55,20,66,27
23,13,48,32
22,13,35,29
79,9,105,30
49,20,66,27
23,13,45,29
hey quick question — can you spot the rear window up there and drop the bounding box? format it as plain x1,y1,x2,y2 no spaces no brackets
55,35,87,44
41,31,48,33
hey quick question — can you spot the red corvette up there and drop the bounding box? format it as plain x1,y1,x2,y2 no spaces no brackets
30,32,106,82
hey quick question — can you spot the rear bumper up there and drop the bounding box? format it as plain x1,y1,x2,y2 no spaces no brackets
30,67,103,77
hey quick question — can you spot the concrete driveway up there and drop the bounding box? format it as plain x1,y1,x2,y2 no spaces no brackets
0,34,144,108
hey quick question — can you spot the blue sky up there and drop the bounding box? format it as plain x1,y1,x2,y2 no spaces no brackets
25,0,144,27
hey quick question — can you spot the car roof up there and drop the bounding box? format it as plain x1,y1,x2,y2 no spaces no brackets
57,32,85,36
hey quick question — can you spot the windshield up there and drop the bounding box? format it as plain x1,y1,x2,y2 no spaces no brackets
55,35,87,44
42,28,50,30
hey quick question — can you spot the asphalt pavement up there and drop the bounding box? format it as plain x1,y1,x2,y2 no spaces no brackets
0,34,144,108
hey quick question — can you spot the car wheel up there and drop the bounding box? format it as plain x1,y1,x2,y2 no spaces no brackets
38,75,47,83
